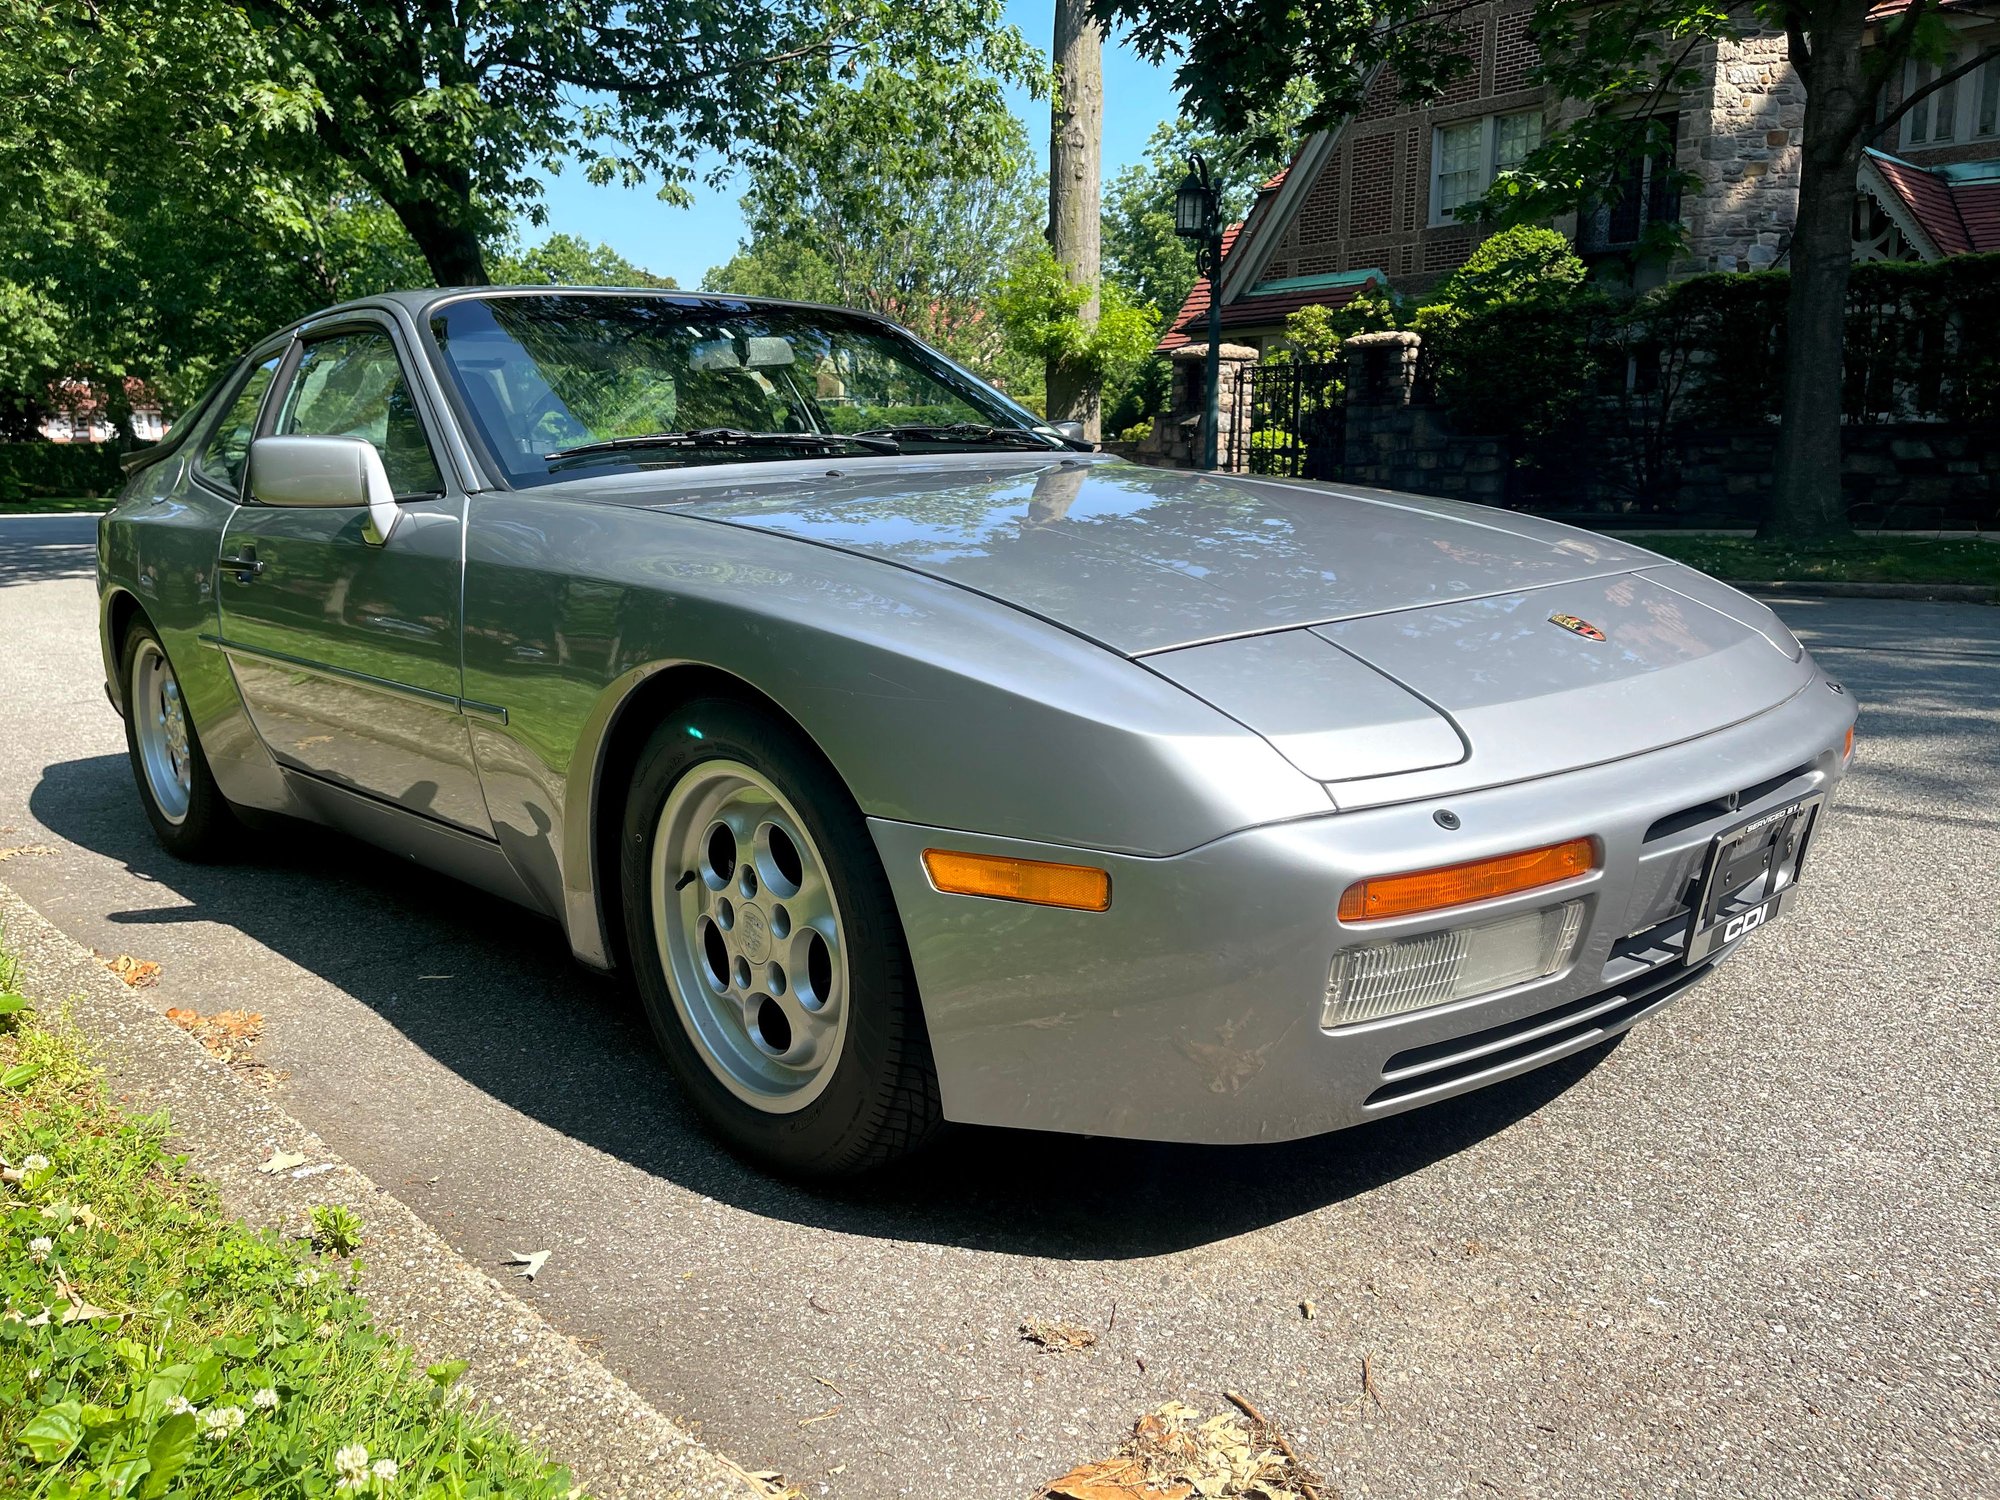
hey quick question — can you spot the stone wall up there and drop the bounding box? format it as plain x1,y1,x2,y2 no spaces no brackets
1676,32,1808,275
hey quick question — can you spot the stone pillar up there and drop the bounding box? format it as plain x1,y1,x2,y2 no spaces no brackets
1160,342,1260,471
1342,331,1422,407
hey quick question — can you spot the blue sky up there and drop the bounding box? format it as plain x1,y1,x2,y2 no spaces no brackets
529,3,1186,288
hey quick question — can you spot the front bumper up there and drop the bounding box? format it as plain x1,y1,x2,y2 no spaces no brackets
870,672,1856,1144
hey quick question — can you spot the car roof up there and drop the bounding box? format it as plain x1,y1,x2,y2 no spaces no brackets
295,285,884,332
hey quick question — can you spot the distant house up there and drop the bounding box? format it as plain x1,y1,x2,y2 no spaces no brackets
1158,0,2000,354
39,378,168,444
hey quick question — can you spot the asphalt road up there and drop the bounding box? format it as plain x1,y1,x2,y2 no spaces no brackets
3,511,1995,1498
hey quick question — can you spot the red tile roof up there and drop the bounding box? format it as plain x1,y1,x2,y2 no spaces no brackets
1869,151,2000,255
1258,166,1289,192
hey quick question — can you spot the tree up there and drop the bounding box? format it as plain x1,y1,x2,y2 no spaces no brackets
173,0,1039,287
493,234,677,287
1046,0,1106,437
1095,0,1992,541
1100,80,1319,328
702,64,1043,383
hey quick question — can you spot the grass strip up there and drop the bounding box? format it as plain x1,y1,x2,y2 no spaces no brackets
0,947,584,1499
1631,533,2000,587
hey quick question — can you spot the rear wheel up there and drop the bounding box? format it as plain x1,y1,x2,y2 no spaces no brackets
619,698,942,1176
121,624,234,860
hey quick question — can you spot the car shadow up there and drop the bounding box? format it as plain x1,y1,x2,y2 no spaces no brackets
0,515,100,588
35,750,1623,1260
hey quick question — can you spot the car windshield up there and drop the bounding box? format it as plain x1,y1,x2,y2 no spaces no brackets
428,293,1058,486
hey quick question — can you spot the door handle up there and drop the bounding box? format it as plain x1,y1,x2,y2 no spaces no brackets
218,549,264,581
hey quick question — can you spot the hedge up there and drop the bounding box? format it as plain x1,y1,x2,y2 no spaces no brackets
0,442,128,502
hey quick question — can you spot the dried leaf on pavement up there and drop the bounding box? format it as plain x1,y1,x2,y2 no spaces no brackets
164,1006,263,1062
103,954,162,987
1039,1400,1321,1500
1020,1317,1099,1353
0,843,57,861
258,1150,308,1175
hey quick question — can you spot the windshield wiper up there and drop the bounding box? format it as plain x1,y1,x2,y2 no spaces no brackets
545,428,900,466
850,422,1057,450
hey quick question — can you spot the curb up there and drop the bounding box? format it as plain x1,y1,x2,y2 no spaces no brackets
1736,579,1998,602
0,882,773,1500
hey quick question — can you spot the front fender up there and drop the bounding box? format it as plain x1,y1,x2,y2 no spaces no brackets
459,495,1331,968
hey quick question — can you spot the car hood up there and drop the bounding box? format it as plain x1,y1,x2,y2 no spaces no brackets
634,457,1814,792
656,457,1659,655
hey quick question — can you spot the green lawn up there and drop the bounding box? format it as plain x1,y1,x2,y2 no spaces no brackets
1630,533,2000,587
0,497,113,515
0,952,583,1499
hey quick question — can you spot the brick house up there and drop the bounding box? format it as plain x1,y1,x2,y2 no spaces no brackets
1158,0,2000,354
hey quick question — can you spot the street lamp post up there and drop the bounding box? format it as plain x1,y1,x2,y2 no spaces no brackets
1174,153,1224,471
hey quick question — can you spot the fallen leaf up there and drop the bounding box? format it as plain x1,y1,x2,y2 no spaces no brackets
164,1007,264,1059
0,843,57,861
258,1151,307,1175
505,1249,549,1280
103,955,162,987
1020,1317,1098,1353
1043,1458,1189,1500
1299,1300,1316,1320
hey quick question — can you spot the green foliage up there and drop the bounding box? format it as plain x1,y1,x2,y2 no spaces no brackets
704,62,1042,390
1632,533,2000,587
1099,80,1319,327
995,246,1160,389
0,445,127,503
0,1006,580,1499
1412,228,1604,445
491,235,676,289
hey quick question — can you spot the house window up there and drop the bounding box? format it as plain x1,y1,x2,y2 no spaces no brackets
1901,50,1998,146
1580,115,1682,252
1430,111,1543,224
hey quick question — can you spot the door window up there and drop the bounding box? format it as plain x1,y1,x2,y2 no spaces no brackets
195,354,282,493
275,330,444,496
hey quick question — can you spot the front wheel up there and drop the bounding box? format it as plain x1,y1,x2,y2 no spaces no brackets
619,699,942,1177
120,624,235,860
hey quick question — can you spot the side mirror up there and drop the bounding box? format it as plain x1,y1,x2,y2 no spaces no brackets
247,435,401,545
1049,419,1090,446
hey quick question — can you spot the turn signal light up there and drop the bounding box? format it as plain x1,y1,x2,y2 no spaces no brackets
1338,837,1597,923
922,849,1112,911
1843,726,1855,762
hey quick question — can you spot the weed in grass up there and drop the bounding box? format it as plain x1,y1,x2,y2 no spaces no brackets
1,994,583,1497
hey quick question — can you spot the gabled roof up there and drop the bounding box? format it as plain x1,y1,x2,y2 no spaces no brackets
1862,148,2000,258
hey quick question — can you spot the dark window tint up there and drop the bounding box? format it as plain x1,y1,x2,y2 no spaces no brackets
195,355,282,493
275,330,443,496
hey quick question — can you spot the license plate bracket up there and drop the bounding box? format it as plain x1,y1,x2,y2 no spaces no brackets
1683,794,1824,964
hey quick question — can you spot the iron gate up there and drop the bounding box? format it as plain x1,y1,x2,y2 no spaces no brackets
1229,357,1347,478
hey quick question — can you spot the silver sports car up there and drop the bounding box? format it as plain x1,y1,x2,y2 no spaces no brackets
98,287,1857,1175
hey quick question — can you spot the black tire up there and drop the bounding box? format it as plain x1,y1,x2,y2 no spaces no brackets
618,697,943,1177
120,622,235,860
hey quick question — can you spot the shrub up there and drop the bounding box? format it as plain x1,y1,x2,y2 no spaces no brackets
0,442,126,502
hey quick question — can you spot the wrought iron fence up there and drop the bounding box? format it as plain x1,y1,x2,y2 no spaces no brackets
1228,358,1347,479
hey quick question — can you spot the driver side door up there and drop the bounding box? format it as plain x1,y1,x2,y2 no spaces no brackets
213,318,493,835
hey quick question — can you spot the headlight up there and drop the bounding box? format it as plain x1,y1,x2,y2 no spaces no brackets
1323,900,1587,1029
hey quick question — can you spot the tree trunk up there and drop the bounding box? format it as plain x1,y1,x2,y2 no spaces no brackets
385,188,491,287
1763,10,1869,541
1047,0,1103,438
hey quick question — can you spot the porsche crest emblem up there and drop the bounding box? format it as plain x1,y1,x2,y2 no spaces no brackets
1548,612,1607,642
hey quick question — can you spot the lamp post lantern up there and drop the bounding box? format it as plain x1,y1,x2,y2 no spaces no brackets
1174,153,1225,471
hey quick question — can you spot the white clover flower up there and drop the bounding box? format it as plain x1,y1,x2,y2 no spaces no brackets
252,1387,280,1409
168,1395,196,1415
334,1444,370,1484
202,1406,246,1439
28,1236,52,1262
295,1266,323,1287
26,1367,41,1383
21,1154,49,1174
371,1458,399,1482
